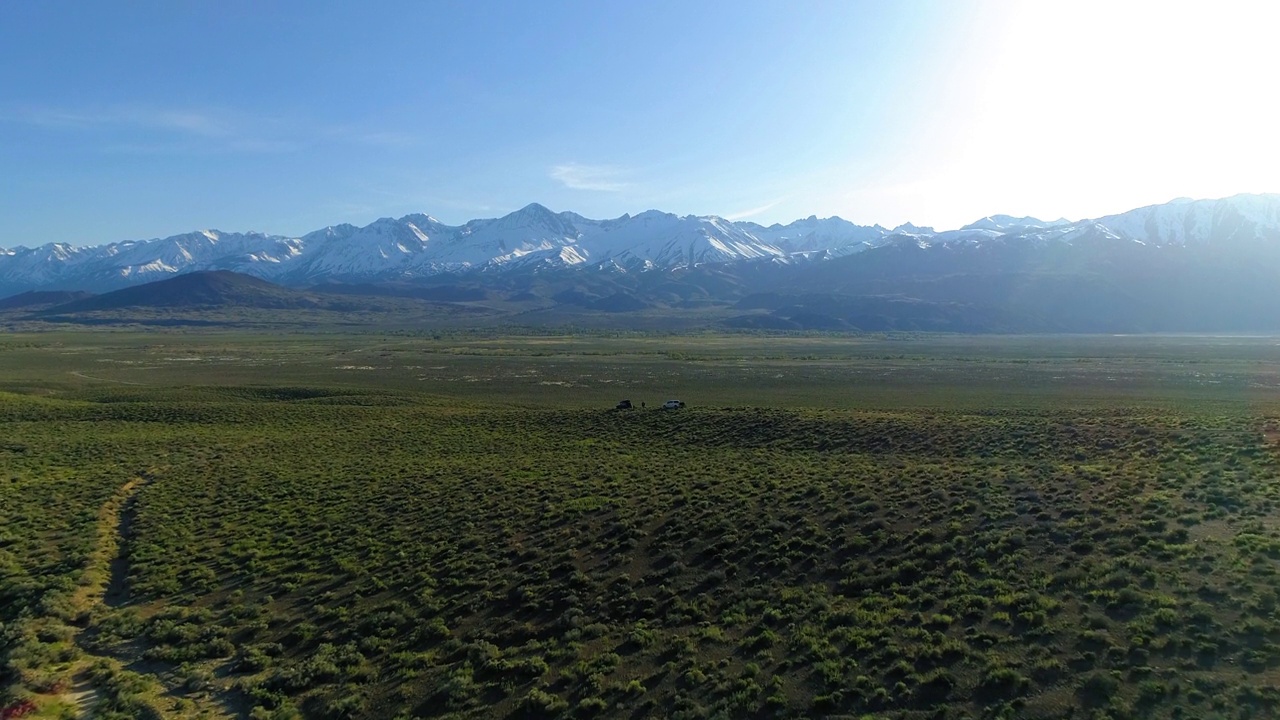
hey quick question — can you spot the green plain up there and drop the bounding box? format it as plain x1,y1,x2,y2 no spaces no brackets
2,331,1280,719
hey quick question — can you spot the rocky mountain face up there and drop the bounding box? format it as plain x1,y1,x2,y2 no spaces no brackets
4,194,1280,332
0,203,785,293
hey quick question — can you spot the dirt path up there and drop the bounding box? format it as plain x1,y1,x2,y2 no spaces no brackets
69,370,147,386
103,488,141,609
63,670,100,719
69,477,144,613
14,473,236,719
54,476,148,717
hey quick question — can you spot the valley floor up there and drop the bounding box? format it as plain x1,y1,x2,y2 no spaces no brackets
2,331,1280,719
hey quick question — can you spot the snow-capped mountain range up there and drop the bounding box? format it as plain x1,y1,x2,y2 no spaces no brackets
2,194,1279,295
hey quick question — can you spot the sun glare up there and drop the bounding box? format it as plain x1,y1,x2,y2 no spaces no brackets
985,2,1279,211
844,1,1280,228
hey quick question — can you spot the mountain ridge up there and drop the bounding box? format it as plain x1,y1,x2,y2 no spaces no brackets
2,193,1280,304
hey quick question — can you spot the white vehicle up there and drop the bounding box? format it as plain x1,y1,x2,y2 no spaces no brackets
661,399,685,410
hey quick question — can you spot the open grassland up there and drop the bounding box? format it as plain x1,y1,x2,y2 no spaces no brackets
3,332,1280,719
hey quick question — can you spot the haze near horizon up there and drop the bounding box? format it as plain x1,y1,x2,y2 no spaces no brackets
1,0,1276,246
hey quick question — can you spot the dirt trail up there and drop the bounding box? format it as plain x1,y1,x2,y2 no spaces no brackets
54,476,148,718
104,489,141,609
63,670,99,719
73,475,237,720
69,370,147,386
30,476,144,717
69,477,144,613
15,473,235,719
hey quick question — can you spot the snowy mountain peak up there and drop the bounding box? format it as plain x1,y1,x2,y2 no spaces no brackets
960,215,1050,232
892,222,934,234
633,209,676,222
483,203,579,237
4,194,1280,295
1094,193,1280,246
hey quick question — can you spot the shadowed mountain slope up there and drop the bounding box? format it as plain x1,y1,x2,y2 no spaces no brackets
51,270,332,311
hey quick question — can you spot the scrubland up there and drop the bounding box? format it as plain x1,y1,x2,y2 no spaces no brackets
3,332,1280,719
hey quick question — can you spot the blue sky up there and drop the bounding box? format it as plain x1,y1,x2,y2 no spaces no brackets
2,1,1277,246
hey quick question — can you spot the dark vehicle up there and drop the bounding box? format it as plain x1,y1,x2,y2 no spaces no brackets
615,399,633,410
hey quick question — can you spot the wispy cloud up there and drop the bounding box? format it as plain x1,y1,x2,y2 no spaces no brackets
8,105,234,137
352,130,420,148
725,199,785,221
148,110,232,137
318,127,421,149
550,163,631,192
3,104,420,155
